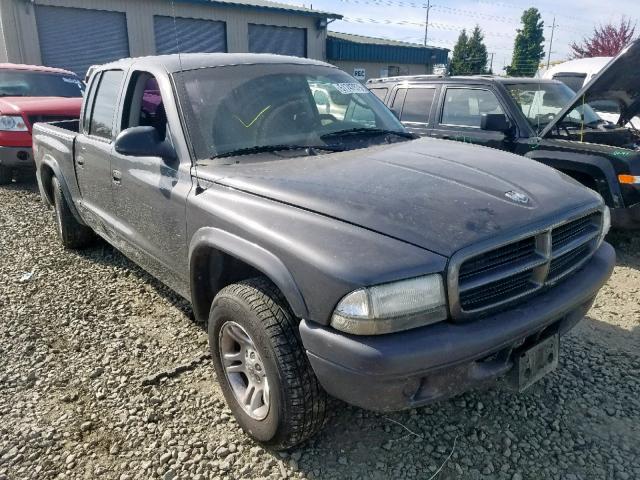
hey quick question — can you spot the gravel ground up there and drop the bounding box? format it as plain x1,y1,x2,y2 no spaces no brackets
1,180,639,480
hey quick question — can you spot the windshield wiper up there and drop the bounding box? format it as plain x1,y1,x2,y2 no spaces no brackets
320,128,416,140
212,144,344,159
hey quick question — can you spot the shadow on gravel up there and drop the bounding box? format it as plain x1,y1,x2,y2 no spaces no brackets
607,231,640,270
76,241,197,325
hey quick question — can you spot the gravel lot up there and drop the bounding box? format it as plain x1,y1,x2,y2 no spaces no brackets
1,180,639,480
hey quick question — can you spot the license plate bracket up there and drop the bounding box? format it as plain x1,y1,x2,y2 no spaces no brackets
512,334,559,392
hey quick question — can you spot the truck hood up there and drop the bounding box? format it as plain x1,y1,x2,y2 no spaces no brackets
0,96,82,125
200,138,601,257
541,39,640,136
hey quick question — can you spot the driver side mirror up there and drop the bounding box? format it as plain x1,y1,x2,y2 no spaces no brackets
114,126,177,162
481,113,511,133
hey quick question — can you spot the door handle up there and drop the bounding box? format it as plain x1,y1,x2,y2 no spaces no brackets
112,169,122,184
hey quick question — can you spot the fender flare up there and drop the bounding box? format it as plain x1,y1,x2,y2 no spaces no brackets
524,149,622,207
188,227,309,322
38,155,86,224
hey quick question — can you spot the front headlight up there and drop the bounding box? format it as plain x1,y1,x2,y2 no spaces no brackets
330,275,447,335
597,206,611,248
0,115,28,132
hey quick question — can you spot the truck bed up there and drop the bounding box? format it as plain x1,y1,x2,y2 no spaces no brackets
32,120,81,207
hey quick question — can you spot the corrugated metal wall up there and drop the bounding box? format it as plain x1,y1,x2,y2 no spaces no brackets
154,16,227,54
248,24,306,57
35,5,130,76
327,36,449,65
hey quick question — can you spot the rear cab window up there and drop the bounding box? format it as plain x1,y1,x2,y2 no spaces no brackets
401,87,437,124
88,70,124,141
440,87,504,128
369,87,388,101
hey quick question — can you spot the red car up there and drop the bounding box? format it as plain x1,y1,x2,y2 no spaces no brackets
0,63,84,184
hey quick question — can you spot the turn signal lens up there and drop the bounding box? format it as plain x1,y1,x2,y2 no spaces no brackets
618,174,640,185
0,115,28,132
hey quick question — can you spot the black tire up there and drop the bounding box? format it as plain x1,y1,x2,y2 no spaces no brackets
51,176,94,249
0,166,11,185
209,277,327,450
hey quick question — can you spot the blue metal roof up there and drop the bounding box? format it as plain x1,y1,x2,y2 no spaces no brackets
327,32,449,65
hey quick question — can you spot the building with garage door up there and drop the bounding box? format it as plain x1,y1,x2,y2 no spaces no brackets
0,0,341,77
327,32,449,82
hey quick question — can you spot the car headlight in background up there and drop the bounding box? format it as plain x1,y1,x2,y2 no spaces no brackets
330,274,447,335
597,206,611,248
0,115,28,132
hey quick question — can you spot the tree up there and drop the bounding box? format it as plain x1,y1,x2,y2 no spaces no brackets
570,17,636,58
449,26,489,75
506,8,545,77
466,26,489,74
449,29,469,75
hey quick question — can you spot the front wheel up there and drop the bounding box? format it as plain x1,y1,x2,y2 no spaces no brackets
209,278,327,450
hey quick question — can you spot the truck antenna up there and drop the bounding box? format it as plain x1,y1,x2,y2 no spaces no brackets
171,0,204,194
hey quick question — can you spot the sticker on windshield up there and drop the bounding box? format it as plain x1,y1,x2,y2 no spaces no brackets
333,83,369,95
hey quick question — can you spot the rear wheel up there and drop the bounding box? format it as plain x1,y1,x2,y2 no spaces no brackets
0,166,11,185
51,176,94,249
209,277,327,450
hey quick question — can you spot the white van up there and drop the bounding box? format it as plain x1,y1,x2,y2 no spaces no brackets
540,57,639,129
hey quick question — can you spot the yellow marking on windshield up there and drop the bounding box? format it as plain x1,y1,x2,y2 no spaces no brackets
234,105,272,128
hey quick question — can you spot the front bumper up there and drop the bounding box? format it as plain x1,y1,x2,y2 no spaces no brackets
611,204,640,230
300,242,615,411
0,146,34,169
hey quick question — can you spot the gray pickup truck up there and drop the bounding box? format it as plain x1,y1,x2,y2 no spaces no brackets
32,53,615,449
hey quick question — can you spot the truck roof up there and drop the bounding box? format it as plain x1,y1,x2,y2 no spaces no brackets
0,63,78,75
96,53,335,75
366,74,560,85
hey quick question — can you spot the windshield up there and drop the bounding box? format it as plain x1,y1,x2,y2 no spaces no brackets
179,63,407,159
0,70,84,97
505,82,601,133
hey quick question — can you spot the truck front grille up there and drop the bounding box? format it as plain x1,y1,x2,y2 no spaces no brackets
451,210,603,318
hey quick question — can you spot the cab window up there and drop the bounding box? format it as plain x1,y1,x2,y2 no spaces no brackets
401,88,436,124
122,73,167,141
441,87,504,127
89,70,124,140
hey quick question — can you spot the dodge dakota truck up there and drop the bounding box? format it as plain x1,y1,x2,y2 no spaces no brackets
33,53,614,449
368,39,640,229
0,63,84,184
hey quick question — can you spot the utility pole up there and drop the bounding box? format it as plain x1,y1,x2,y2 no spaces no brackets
423,0,431,46
489,52,494,73
546,16,556,69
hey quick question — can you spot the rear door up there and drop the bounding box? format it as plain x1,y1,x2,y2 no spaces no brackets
75,69,124,226
431,85,511,150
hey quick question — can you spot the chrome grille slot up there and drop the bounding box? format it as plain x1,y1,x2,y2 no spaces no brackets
451,209,603,319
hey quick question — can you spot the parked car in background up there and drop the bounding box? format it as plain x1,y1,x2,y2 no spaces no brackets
539,56,640,129
33,53,614,449
0,63,83,184
368,39,640,229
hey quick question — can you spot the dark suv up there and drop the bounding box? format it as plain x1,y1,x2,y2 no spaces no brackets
367,39,640,228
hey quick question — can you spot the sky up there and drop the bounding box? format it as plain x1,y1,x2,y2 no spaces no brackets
286,0,639,72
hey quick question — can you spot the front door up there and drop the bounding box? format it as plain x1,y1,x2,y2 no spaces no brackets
431,86,511,151
75,69,124,228
110,71,192,294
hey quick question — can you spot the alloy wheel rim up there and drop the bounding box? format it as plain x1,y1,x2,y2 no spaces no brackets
219,321,270,420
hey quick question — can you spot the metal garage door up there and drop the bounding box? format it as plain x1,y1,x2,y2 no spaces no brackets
35,6,129,78
248,24,306,57
154,16,227,54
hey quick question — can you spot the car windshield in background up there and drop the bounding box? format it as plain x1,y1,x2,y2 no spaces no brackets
179,63,407,160
505,82,601,133
0,70,84,97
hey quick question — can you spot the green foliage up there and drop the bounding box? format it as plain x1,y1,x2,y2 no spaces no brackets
449,26,489,75
507,8,545,77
